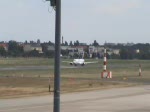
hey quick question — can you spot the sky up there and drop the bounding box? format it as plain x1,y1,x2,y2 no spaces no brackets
0,0,150,45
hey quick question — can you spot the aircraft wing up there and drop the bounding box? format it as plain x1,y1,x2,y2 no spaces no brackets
62,61,72,63
84,61,99,64
62,61,74,65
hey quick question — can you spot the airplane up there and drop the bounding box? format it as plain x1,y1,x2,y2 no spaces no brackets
62,58,98,66
62,52,98,66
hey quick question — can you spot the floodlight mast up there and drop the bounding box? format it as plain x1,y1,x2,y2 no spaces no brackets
46,0,61,112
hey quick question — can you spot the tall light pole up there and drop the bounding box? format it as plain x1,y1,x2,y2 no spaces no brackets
46,0,61,112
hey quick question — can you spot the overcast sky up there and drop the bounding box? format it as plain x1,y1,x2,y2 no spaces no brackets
0,0,150,44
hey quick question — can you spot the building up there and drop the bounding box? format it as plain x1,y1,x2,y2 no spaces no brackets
23,44,43,53
0,43,8,51
47,45,55,51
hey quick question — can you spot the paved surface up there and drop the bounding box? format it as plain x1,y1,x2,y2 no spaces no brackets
0,65,78,71
0,86,150,112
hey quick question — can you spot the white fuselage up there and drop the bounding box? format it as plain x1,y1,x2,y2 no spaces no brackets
71,59,85,66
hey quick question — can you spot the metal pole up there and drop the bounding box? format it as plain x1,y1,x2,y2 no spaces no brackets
54,0,61,112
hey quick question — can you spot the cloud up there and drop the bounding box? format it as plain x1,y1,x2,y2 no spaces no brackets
94,0,142,15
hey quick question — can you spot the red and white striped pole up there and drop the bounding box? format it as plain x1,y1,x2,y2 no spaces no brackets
103,49,107,71
101,48,112,78
139,64,142,76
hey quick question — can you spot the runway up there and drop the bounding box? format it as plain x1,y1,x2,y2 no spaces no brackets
0,85,150,112
0,65,78,71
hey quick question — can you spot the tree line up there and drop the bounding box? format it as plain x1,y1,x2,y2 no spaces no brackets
107,43,150,60
0,40,150,59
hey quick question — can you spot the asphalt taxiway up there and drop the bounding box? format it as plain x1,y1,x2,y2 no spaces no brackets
0,85,150,112
0,65,78,71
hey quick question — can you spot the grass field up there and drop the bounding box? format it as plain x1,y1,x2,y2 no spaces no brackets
0,58,150,98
